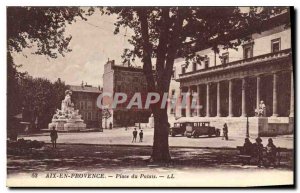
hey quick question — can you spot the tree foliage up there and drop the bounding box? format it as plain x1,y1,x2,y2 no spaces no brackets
7,7,86,130
19,76,69,130
7,7,86,58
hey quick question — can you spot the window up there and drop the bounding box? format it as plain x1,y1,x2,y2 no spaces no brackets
181,66,186,74
171,69,175,79
80,101,84,109
87,101,92,110
243,43,253,59
222,52,229,64
170,106,175,114
116,85,121,92
171,89,175,96
133,77,138,82
271,38,281,53
88,112,92,120
204,58,210,69
193,63,197,71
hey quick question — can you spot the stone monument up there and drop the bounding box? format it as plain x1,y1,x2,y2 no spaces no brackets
48,90,86,131
148,113,154,128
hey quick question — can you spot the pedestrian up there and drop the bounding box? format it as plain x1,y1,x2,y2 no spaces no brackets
132,128,138,143
34,117,38,131
50,126,58,148
253,137,264,167
241,138,253,165
223,123,228,140
243,138,253,153
266,138,277,167
109,122,112,130
139,130,144,142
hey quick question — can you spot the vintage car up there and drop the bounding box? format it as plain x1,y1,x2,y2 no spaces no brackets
185,122,220,138
169,122,187,137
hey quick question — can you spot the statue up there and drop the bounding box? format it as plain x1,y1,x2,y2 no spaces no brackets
255,100,266,117
48,89,86,131
61,90,73,112
148,113,154,128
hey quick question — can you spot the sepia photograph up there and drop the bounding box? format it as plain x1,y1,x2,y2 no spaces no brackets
6,5,295,187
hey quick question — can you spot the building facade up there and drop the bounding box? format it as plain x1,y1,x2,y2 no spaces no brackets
69,84,102,129
172,11,294,136
102,60,151,128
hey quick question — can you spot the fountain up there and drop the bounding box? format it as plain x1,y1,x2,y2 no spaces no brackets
48,90,86,131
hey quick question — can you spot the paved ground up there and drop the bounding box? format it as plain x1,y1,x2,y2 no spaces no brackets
19,127,294,149
7,144,294,187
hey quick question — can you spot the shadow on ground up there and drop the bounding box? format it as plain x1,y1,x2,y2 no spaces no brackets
7,144,293,175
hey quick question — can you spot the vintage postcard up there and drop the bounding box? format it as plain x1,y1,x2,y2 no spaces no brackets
7,6,294,187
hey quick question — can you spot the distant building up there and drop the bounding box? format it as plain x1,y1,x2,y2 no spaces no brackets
102,60,151,128
69,83,102,128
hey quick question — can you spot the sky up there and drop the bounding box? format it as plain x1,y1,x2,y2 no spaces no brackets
12,10,137,87
10,7,255,88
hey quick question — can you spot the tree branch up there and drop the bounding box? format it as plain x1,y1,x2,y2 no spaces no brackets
137,8,156,92
155,8,170,92
163,8,185,91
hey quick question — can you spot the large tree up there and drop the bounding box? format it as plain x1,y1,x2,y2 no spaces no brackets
101,7,287,162
7,7,90,134
19,76,69,130
7,7,86,119
7,7,87,57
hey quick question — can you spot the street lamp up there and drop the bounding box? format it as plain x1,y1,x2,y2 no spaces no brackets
246,116,249,138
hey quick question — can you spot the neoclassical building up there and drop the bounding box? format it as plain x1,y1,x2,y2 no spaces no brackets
172,11,294,136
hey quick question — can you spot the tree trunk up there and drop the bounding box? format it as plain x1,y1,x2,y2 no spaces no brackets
151,108,171,162
137,8,184,163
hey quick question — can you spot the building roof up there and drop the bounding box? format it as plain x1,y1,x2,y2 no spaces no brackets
177,10,291,57
69,85,101,93
113,65,145,72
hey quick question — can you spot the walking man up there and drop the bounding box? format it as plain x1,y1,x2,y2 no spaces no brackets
223,123,228,140
139,130,144,142
132,128,138,143
50,126,58,148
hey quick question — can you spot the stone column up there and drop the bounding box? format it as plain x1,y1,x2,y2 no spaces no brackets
217,82,221,117
256,76,261,110
177,87,182,117
206,83,210,117
272,73,278,117
228,79,233,117
241,78,246,117
197,85,201,116
186,86,191,117
290,71,294,117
